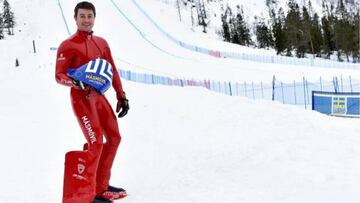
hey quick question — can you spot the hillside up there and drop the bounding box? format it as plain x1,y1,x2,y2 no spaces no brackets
148,0,360,62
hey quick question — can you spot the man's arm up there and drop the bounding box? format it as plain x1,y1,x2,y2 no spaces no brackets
103,40,129,117
103,41,125,99
55,41,75,87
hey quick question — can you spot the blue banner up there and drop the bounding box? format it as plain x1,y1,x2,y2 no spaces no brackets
312,91,360,117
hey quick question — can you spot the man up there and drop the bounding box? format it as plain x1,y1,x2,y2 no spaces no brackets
55,2,129,203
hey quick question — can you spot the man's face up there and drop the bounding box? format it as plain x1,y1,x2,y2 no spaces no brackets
75,8,95,32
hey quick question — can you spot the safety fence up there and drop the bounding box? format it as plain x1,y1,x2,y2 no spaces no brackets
118,69,359,109
131,0,360,69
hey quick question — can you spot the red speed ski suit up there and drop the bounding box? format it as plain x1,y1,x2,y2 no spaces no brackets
55,30,125,203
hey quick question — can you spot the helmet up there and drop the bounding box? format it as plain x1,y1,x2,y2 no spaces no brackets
67,58,113,94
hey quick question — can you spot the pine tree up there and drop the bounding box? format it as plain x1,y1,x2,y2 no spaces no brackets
284,0,304,56
300,1,323,57
298,6,311,57
221,13,231,42
0,11,4,40
195,0,207,33
272,8,287,55
321,3,335,59
189,0,196,27
3,0,15,35
229,13,240,44
310,13,323,57
232,6,252,46
284,0,302,56
334,0,353,62
255,20,273,48
220,6,233,42
351,10,359,62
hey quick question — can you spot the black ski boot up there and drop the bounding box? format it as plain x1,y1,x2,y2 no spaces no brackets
92,195,113,203
102,185,127,200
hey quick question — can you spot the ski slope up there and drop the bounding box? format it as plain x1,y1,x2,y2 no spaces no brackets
0,0,360,202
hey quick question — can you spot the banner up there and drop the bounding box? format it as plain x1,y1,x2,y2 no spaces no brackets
312,91,360,117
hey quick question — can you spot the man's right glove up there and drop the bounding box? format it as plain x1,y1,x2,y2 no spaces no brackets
116,97,129,118
72,79,86,90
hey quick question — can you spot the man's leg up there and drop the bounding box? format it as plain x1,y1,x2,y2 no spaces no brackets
63,91,104,203
95,96,121,195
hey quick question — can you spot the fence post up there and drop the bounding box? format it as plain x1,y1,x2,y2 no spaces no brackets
349,76,353,93
305,79,310,106
303,77,307,109
281,82,284,103
340,75,344,92
261,81,264,99
252,82,255,99
236,82,239,96
229,82,232,96
320,76,323,91
15,58,19,67
293,80,297,105
272,75,276,101
333,76,339,93
244,82,247,97
32,40,36,53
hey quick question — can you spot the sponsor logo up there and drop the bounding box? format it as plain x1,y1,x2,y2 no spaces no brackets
72,159,87,180
73,174,87,180
77,164,85,174
85,74,106,84
57,53,66,61
82,116,97,144
78,158,86,163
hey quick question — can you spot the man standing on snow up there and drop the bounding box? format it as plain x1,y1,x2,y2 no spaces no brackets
55,2,129,203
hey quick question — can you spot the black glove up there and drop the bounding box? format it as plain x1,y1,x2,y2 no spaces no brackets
72,79,86,90
116,98,129,118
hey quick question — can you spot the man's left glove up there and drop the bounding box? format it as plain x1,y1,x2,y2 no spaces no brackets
116,94,129,118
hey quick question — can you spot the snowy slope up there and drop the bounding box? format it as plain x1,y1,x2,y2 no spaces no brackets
0,0,360,203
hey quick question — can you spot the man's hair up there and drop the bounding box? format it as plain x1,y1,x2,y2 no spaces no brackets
74,1,96,18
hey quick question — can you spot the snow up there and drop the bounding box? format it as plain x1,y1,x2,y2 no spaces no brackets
0,0,359,202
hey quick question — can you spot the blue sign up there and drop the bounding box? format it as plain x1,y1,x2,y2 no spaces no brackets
312,91,360,117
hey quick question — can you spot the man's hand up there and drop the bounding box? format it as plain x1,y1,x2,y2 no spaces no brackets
72,79,86,90
116,97,129,118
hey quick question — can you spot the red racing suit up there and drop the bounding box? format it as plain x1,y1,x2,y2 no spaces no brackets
56,30,125,203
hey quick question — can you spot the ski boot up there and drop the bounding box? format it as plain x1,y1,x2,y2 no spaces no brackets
101,185,127,200
93,195,113,203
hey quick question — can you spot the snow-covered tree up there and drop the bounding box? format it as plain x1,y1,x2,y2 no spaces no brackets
2,0,15,35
